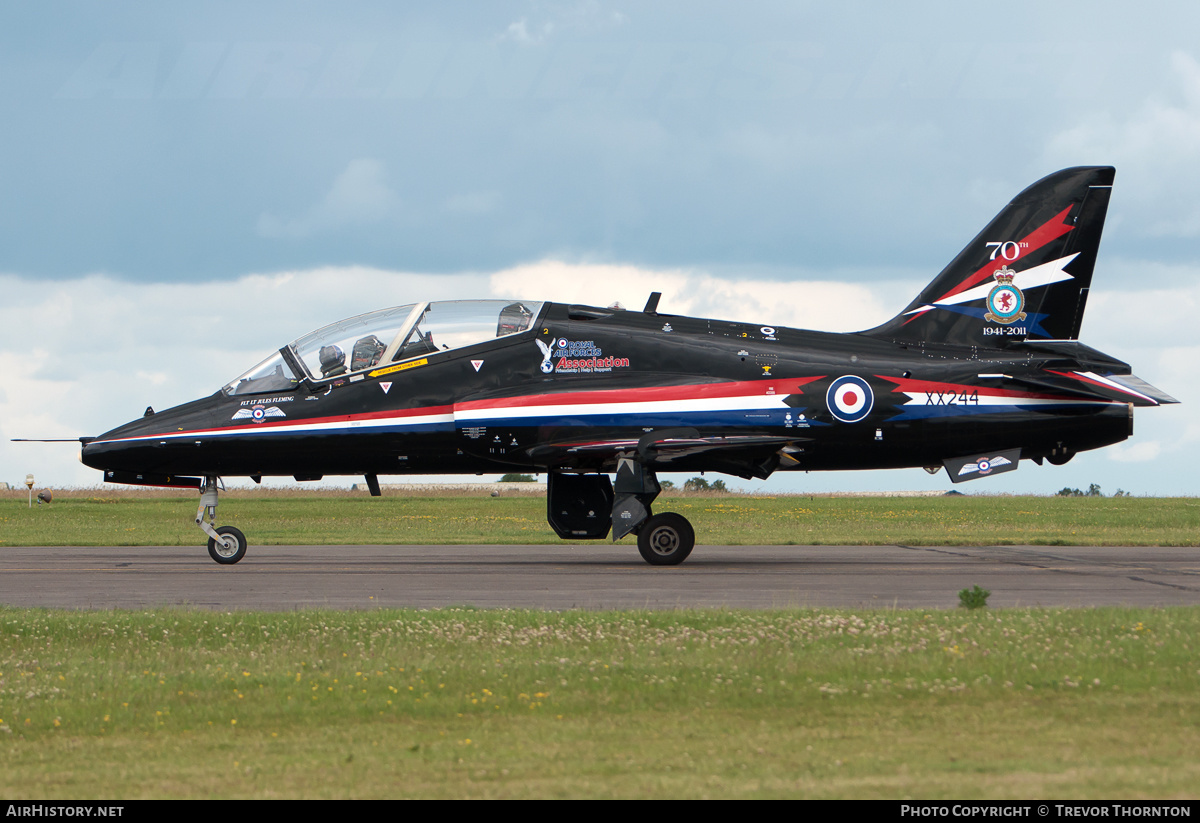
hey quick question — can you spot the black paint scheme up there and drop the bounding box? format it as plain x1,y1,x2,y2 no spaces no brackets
80,166,1176,564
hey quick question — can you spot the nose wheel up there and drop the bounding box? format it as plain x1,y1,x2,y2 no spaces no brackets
196,477,248,565
636,512,695,566
208,526,247,565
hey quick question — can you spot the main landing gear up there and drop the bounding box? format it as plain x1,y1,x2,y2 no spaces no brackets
196,476,247,565
613,459,696,565
636,512,695,566
546,463,697,566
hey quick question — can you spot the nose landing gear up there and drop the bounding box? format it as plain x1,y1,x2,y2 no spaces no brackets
207,526,247,564
196,476,247,564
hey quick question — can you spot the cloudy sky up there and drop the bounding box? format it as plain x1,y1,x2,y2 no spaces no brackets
3,1,1199,496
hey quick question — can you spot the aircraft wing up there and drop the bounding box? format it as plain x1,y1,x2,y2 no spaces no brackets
525,429,809,479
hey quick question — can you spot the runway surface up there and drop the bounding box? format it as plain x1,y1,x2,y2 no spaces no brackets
2,544,1198,610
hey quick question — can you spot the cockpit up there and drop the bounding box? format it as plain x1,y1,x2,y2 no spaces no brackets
223,299,543,396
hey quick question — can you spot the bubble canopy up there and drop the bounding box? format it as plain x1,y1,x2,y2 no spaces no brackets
223,299,543,396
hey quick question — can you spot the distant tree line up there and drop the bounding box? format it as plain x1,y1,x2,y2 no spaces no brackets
496,474,734,491
1056,483,1129,497
681,477,727,492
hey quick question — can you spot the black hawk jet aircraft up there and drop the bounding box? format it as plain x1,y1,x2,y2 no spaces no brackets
79,166,1176,566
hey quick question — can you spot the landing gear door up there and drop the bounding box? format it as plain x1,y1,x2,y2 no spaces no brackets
547,473,613,540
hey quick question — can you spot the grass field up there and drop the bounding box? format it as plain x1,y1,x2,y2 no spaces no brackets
1,606,1197,799
3,489,1200,547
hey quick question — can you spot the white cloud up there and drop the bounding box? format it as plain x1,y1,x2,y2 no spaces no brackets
499,2,626,45
489,260,904,332
1148,345,1200,447
257,158,401,239
134,370,169,386
1107,441,1162,463
1085,284,1200,348
1045,50,1200,238
499,19,554,46
444,190,502,215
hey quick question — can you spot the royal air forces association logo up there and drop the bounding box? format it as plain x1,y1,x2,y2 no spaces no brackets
984,266,1027,325
535,339,555,373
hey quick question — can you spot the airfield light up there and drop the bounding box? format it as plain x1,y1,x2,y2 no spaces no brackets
25,474,34,508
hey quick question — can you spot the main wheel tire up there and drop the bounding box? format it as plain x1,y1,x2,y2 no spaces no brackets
207,526,247,565
636,513,695,566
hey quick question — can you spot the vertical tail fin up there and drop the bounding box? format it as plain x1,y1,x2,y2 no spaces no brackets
863,166,1114,347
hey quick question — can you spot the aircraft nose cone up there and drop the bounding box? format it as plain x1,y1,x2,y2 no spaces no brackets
80,437,114,471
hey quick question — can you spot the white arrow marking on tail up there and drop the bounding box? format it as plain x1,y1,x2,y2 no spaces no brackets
905,253,1080,316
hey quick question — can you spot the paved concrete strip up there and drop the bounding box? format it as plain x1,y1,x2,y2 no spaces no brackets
1,544,1197,610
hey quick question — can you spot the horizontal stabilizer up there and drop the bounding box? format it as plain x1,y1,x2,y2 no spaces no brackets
1102,373,1179,405
975,371,1173,407
1027,370,1179,406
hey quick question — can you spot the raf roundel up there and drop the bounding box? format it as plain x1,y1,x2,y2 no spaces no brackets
826,375,874,423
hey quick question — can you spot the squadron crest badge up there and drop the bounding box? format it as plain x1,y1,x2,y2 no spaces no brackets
984,266,1027,325
231,405,286,424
